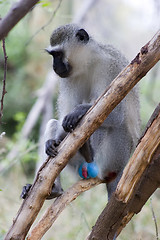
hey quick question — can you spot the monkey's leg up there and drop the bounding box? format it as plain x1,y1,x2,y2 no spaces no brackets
21,120,65,200
46,175,64,199
92,125,132,200
45,119,66,157
106,171,123,200
21,176,63,200
44,119,66,199
79,140,93,163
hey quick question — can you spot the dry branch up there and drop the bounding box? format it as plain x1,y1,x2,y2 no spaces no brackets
4,30,160,240
26,105,160,240
27,178,103,240
0,0,40,40
0,39,7,123
88,104,160,240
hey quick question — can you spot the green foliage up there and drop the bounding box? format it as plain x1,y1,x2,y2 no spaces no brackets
0,229,6,240
20,142,38,177
0,137,38,178
39,0,52,8
0,0,12,17
13,112,26,132
140,67,160,130
0,16,38,136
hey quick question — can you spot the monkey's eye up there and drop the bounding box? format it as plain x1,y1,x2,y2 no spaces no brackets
76,29,89,43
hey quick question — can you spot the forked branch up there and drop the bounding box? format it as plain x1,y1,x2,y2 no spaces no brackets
27,178,103,240
4,30,160,240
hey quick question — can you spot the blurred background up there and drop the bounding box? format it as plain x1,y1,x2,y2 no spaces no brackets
0,0,160,239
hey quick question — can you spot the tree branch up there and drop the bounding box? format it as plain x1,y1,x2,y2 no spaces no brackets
0,39,7,123
4,30,160,240
28,104,160,240
87,104,160,240
26,0,63,45
27,178,103,240
150,198,159,240
0,0,40,40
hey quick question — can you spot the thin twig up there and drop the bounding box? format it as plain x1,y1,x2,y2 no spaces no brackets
150,198,159,240
0,39,8,123
26,0,63,45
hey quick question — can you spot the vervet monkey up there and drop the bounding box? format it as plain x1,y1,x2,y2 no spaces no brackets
21,24,140,200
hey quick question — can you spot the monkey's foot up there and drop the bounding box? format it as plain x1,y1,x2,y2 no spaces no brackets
21,183,64,200
21,183,32,199
46,183,64,199
78,162,99,179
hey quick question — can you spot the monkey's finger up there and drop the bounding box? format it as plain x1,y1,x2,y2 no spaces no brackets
46,149,58,157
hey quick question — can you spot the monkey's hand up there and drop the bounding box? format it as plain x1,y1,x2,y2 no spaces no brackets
45,139,61,157
62,104,91,132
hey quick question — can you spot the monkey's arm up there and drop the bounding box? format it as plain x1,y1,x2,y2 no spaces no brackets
62,104,91,132
62,101,125,133
62,104,94,163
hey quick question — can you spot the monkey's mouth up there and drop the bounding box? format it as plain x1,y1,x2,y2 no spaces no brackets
53,62,72,78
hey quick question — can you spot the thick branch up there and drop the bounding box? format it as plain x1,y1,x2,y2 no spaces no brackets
88,104,160,240
27,104,160,240
0,0,40,40
4,30,160,240
27,178,103,240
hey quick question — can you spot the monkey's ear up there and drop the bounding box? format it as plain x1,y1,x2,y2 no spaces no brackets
76,29,89,43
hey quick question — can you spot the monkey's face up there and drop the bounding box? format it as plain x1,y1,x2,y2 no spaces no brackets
46,49,72,78
46,25,90,78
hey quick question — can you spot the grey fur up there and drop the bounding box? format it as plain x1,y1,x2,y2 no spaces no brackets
45,24,141,199
50,24,79,46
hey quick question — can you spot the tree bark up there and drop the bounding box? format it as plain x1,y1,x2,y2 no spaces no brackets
87,104,160,240
25,104,160,240
27,178,103,240
4,30,160,240
0,0,40,40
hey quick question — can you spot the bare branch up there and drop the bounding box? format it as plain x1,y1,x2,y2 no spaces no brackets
150,198,159,240
88,104,160,240
0,0,40,40
4,30,160,240
0,39,8,123
27,178,103,240
26,0,63,45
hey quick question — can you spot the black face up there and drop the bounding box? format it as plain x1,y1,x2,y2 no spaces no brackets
76,29,89,43
46,49,72,78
